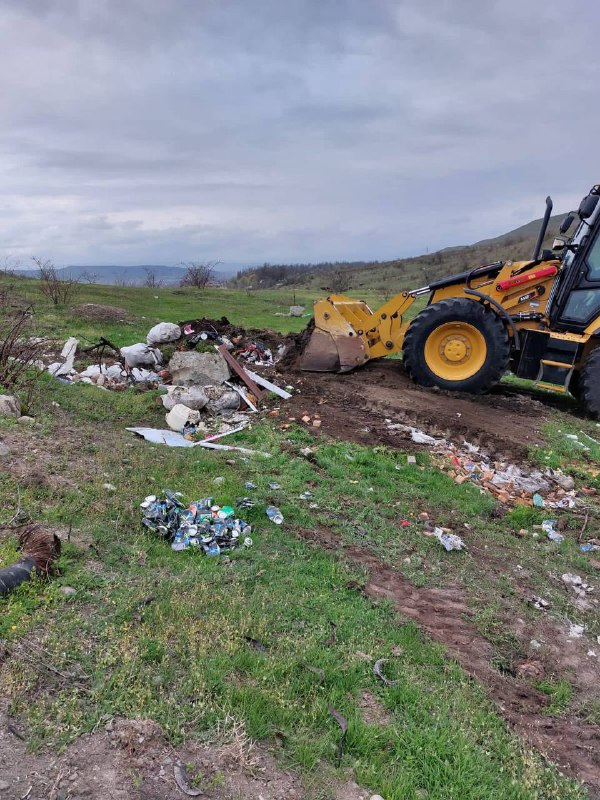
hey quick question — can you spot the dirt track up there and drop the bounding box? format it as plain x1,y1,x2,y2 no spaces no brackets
300,528,600,792
280,358,551,460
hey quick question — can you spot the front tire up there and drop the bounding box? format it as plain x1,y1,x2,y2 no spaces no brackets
403,298,510,394
581,348,600,419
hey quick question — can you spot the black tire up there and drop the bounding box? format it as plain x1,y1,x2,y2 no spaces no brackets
568,370,581,399
403,298,510,394
581,348,600,419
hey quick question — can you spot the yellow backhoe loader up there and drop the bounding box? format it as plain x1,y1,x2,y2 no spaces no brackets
301,183,600,418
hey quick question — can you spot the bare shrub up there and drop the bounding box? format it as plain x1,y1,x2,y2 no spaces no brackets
32,257,78,305
143,267,163,288
179,260,219,289
0,305,45,402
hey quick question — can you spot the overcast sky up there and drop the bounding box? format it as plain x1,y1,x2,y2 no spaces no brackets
1,0,599,270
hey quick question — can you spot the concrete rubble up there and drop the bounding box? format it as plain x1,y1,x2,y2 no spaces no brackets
43,318,292,438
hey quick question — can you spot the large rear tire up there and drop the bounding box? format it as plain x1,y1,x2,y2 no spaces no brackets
403,298,510,394
581,348,600,419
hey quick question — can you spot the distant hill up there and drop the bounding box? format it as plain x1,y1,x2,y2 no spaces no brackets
231,212,569,294
16,264,231,286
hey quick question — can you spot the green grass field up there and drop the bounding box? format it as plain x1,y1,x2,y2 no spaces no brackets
0,274,597,799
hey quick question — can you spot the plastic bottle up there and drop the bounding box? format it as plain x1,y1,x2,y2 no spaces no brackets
266,505,284,525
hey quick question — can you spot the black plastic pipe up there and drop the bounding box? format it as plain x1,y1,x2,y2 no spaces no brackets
0,558,36,596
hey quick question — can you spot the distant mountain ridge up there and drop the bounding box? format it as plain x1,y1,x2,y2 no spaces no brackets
16,264,230,285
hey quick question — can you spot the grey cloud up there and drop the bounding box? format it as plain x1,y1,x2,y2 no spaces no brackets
0,0,599,268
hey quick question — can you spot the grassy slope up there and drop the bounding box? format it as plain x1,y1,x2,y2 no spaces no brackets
0,276,596,799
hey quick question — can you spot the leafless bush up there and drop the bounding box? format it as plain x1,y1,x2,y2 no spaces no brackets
32,256,78,305
0,305,45,402
144,268,163,288
179,260,219,289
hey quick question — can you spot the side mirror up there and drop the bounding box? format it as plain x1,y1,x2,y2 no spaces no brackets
559,213,575,234
552,237,567,250
578,194,599,220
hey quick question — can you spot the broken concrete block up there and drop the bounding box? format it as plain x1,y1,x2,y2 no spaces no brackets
161,386,209,412
289,305,305,317
146,322,181,346
168,351,230,387
0,395,21,418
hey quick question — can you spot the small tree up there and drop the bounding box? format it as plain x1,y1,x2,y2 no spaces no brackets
330,269,350,293
143,267,163,288
32,257,78,305
0,305,46,405
179,260,219,289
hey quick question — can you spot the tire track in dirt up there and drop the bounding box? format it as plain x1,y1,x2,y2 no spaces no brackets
280,360,548,460
299,527,600,792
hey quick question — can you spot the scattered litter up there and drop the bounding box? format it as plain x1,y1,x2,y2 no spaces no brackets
244,636,267,651
245,482,257,490
407,427,438,445
266,505,284,525
299,491,314,500
244,369,293,398
102,483,116,492
568,623,585,639
542,519,564,544
268,481,281,490
127,427,271,456
581,542,600,552
141,491,252,556
407,455,417,465
328,706,348,766
530,639,542,649
173,762,203,797
373,658,400,687
531,596,550,610
432,527,465,551
321,621,337,647
532,493,545,508
301,662,325,683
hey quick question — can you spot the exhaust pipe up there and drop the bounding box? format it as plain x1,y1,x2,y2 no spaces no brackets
532,195,553,261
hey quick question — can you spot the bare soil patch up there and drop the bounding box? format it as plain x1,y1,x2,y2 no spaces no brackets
277,359,546,461
0,708,371,800
298,527,600,792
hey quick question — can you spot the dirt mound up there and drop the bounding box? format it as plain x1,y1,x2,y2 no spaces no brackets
70,303,129,321
178,315,298,357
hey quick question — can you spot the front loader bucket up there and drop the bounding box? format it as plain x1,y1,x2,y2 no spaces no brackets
300,327,368,372
300,296,372,373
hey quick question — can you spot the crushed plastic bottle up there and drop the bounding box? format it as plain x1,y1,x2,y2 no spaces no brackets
268,481,281,490
542,519,564,543
433,527,465,551
266,505,284,525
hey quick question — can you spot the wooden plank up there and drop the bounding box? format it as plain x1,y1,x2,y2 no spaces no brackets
217,344,266,400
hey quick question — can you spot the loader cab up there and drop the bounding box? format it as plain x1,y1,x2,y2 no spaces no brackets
549,185,600,332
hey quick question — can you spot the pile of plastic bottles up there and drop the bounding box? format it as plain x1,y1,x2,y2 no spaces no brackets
140,491,252,556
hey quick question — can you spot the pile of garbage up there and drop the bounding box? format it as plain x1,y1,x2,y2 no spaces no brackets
141,491,253,555
46,319,294,437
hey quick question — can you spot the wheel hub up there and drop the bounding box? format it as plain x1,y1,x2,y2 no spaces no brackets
441,335,470,363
